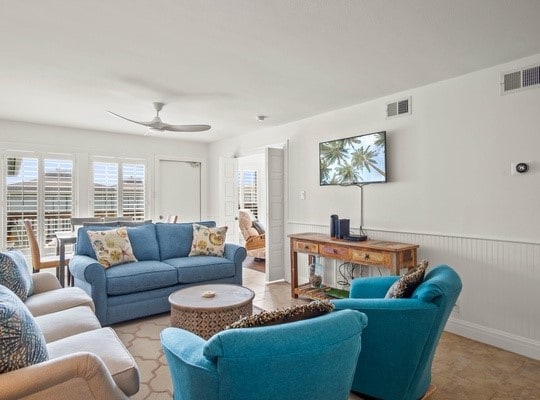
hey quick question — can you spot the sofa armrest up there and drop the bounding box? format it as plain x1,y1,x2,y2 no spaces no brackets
349,275,400,298
161,327,218,399
0,352,129,400
223,243,247,265
69,255,108,324
31,272,62,294
224,243,246,284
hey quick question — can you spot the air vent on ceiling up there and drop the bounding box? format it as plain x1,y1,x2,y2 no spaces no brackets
501,64,540,94
386,97,411,118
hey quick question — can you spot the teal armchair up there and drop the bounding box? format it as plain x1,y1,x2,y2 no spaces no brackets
332,264,462,400
161,309,368,400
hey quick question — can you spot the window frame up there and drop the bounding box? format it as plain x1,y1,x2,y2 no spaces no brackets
2,150,76,254
90,156,147,220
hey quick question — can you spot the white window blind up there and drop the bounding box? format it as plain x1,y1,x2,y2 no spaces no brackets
238,170,258,219
122,163,145,220
92,162,119,218
92,160,146,220
4,155,73,254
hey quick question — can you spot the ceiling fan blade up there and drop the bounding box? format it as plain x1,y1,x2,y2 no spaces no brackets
162,124,211,132
106,110,156,128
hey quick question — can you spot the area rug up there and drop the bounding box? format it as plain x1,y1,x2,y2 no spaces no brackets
113,307,263,399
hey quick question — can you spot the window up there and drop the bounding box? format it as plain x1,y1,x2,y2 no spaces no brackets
92,159,146,219
238,170,258,219
4,155,74,255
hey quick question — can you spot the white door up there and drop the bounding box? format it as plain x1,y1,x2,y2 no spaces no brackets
265,147,285,281
219,157,239,243
157,159,201,222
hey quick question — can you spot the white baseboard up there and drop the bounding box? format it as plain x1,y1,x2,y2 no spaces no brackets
446,317,540,360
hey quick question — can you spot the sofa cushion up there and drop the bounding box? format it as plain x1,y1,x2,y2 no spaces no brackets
34,305,101,343
25,286,95,317
0,249,33,301
189,224,228,257
105,260,178,296
164,256,236,284
77,224,160,261
226,300,334,329
47,327,140,396
385,260,429,299
156,221,216,260
0,284,49,373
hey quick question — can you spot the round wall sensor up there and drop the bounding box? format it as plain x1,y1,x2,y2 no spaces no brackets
516,162,529,173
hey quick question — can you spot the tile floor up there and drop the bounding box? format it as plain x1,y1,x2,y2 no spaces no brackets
113,267,540,400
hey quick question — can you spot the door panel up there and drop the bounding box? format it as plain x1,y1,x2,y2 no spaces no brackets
219,157,239,243
158,160,201,222
265,147,284,281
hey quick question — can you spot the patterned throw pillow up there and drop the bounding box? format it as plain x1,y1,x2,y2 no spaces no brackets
226,301,334,329
87,227,138,268
189,224,228,257
0,284,48,373
0,249,34,302
385,260,429,299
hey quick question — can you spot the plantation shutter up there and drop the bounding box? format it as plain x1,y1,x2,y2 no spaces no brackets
239,170,258,219
5,157,38,251
4,155,74,255
43,159,73,250
92,161,119,218
92,159,146,219
122,163,145,220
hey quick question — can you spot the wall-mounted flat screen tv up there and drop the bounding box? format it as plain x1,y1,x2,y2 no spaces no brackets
319,131,387,185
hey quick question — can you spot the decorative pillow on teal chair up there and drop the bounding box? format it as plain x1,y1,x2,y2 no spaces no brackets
0,284,48,373
0,249,34,301
226,300,334,329
385,259,429,298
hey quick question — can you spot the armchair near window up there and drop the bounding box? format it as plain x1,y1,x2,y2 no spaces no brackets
161,309,367,400
238,209,265,259
332,265,462,400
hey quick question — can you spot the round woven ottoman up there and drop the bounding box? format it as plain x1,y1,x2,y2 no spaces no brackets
168,284,255,339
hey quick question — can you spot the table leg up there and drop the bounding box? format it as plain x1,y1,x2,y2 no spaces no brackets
291,249,298,298
59,241,66,287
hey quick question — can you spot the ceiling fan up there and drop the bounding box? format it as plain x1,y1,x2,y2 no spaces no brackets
107,102,211,133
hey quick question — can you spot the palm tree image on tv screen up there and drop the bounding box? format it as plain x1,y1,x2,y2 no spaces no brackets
319,131,386,185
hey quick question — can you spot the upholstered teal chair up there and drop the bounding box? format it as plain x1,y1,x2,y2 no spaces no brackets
332,264,462,400
161,309,368,400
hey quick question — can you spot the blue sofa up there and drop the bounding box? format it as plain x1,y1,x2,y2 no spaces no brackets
161,309,368,400
69,222,246,326
332,265,462,400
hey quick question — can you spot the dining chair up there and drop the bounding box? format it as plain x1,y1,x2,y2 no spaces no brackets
23,219,71,278
71,217,103,232
165,215,179,223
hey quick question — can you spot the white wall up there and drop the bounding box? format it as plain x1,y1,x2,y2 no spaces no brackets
0,119,209,220
209,53,540,359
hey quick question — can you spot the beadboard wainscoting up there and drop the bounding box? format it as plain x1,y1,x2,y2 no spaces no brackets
285,222,540,360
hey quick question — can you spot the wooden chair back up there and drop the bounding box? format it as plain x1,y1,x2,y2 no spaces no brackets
23,219,41,272
165,215,179,223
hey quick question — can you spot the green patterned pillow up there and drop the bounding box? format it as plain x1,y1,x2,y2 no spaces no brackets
87,227,138,268
226,301,334,329
0,285,48,373
189,224,228,257
385,260,429,299
0,249,34,302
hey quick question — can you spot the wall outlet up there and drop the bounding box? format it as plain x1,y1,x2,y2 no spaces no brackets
300,190,306,200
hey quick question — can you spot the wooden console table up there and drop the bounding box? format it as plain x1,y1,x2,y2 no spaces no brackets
289,233,419,298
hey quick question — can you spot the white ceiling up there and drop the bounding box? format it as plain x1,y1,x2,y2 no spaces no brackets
1,0,540,142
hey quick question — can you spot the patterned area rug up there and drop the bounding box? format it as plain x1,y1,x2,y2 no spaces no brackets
113,307,263,399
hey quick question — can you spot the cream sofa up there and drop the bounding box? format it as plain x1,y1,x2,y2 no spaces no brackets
0,262,140,400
